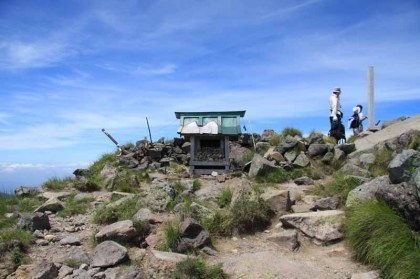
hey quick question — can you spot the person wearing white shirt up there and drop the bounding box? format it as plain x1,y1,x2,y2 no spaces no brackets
329,87,342,128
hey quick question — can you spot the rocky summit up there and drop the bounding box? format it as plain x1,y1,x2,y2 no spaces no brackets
1,115,419,279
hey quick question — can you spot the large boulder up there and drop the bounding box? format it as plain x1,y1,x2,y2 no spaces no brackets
260,189,291,215
230,142,253,169
376,181,420,230
293,152,310,168
388,149,419,184
307,133,325,145
337,143,356,154
95,220,139,243
31,261,58,279
248,154,279,177
17,212,50,232
34,198,64,213
307,144,328,157
346,176,388,207
339,163,370,177
266,229,299,251
280,210,345,243
90,241,128,268
275,136,298,154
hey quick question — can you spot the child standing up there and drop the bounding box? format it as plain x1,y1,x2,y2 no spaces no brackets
349,105,367,136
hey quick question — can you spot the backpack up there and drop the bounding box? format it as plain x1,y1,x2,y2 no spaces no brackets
348,113,360,129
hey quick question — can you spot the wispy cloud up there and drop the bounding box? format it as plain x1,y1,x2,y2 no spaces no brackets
135,64,177,75
0,162,89,173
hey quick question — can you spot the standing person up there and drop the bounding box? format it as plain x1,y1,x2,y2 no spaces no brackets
329,87,342,126
349,104,367,136
328,87,346,143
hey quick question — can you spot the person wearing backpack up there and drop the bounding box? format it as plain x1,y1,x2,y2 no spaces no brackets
348,104,367,136
328,87,346,143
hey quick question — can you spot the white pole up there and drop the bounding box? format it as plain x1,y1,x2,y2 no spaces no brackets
368,66,374,127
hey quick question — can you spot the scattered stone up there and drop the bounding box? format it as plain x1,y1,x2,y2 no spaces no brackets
260,189,291,215
31,261,59,279
44,234,58,242
90,241,128,268
321,151,334,163
307,144,328,157
337,143,356,154
132,208,161,224
17,212,50,232
294,176,314,185
59,265,74,278
95,220,139,243
150,249,189,264
314,197,339,210
34,198,64,213
388,149,419,184
266,229,299,251
60,236,81,246
280,210,345,243
339,163,370,177
346,176,388,207
293,152,310,168
248,154,279,177
56,246,90,265
14,186,41,197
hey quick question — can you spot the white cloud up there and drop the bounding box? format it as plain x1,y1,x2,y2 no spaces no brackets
0,162,90,173
135,64,177,75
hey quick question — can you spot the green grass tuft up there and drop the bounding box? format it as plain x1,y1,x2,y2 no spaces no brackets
173,257,229,279
231,195,273,234
215,188,233,208
281,127,303,138
310,173,361,206
268,135,284,146
369,148,393,177
89,152,118,175
57,195,94,218
344,200,420,279
192,179,202,192
92,196,144,225
162,221,181,252
42,176,74,191
202,210,233,237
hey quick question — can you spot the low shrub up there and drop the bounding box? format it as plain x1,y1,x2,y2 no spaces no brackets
369,148,393,177
281,127,302,138
89,152,118,175
255,168,290,184
409,135,420,150
58,195,94,218
202,210,233,237
347,135,358,143
173,257,229,279
0,195,44,228
344,200,420,279
268,135,283,146
310,173,361,206
231,195,273,234
215,188,233,208
0,228,34,252
162,221,181,252
42,176,74,191
192,179,202,192
93,196,144,225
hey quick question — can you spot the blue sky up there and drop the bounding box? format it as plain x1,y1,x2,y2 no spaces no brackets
1,0,419,190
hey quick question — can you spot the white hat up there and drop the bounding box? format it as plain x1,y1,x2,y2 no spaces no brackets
333,87,341,93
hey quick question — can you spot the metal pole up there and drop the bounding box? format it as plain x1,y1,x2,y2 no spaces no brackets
146,117,153,144
368,66,374,127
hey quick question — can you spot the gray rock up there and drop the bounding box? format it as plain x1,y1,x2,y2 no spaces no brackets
346,176,387,207
249,154,279,177
280,210,345,243
99,266,145,279
333,148,346,161
31,261,58,279
60,236,81,246
132,208,161,224
382,117,408,129
266,229,299,251
291,203,313,213
321,151,334,164
293,153,310,168
337,143,356,154
284,150,298,162
150,249,189,264
260,189,291,214
376,181,420,230
261,129,278,142
56,246,90,265
119,155,139,168
35,198,64,213
95,220,138,243
359,153,375,168
90,241,128,268
340,163,370,177
180,218,204,238
14,186,41,197
294,176,314,185
58,265,74,278
388,149,419,184
181,142,191,153
255,141,271,154
307,144,328,157
100,163,117,184
177,230,211,253
314,197,339,210
307,133,325,145
17,212,50,232
71,269,89,279
275,136,298,154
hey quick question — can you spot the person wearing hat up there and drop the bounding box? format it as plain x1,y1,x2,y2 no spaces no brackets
329,87,343,128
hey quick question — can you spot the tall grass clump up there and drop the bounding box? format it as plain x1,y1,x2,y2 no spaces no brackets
369,148,393,177
409,135,420,150
255,168,290,184
192,179,202,192
281,127,303,138
88,152,118,175
268,135,283,146
215,188,233,208
202,210,233,237
0,195,44,229
42,176,74,191
311,173,361,205
344,200,420,279
162,221,181,252
58,195,95,218
231,195,273,234
173,258,229,279
93,196,143,224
